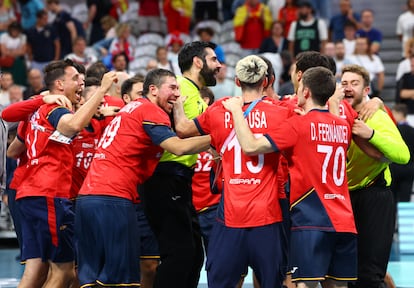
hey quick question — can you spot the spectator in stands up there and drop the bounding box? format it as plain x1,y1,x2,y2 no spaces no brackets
277,0,298,38
91,15,118,59
0,0,16,35
18,0,44,31
65,36,97,70
334,41,346,81
137,0,164,35
233,0,273,57
167,32,184,67
278,50,294,96
390,103,414,202
397,55,414,118
0,71,13,106
194,0,219,23
26,9,60,73
8,84,22,104
287,0,328,57
196,26,225,64
145,58,158,72
343,20,357,56
397,0,414,57
329,0,360,42
356,9,382,54
45,0,79,58
221,0,235,21
259,21,289,54
23,68,46,100
111,52,130,74
155,46,181,75
396,38,414,82
86,61,108,81
0,21,27,86
345,36,385,97
209,63,238,99
163,0,193,35
85,0,112,45
309,0,331,21
109,23,133,62
101,15,117,39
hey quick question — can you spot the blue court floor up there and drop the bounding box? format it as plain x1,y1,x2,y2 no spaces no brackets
0,239,414,288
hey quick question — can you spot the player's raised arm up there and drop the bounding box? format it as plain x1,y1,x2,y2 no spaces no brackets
222,97,273,155
160,135,211,156
173,96,201,138
57,71,116,137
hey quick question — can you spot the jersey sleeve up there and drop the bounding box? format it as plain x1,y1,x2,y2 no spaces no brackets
265,117,299,152
47,107,72,129
143,124,176,145
1,97,44,122
367,110,410,165
194,101,221,135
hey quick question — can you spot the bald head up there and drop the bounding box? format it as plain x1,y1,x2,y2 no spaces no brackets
107,71,130,98
28,68,44,90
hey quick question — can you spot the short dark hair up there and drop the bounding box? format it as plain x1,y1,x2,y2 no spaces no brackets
43,59,74,90
259,55,275,89
142,69,176,97
84,76,101,87
393,103,408,118
200,87,215,105
121,75,144,96
178,41,216,74
86,61,108,80
36,9,48,19
295,51,331,73
72,61,86,74
7,21,22,34
112,51,129,66
301,66,336,106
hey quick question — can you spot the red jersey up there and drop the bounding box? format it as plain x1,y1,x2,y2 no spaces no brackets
17,104,74,199
195,98,291,228
9,121,29,191
79,98,175,202
69,119,101,199
192,151,221,212
266,109,356,233
99,95,125,132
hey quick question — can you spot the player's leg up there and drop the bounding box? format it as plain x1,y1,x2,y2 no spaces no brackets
43,261,75,288
17,197,53,288
206,221,248,288
321,278,347,288
18,258,49,288
140,259,158,288
324,232,357,288
141,174,203,288
248,223,284,288
296,281,320,288
137,201,160,288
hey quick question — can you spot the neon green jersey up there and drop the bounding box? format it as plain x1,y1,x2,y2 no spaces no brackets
347,109,410,191
160,76,208,167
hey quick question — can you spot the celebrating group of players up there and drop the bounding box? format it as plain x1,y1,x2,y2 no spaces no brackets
1,40,409,288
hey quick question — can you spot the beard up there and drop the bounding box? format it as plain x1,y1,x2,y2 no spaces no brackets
200,61,217,86
298,13,308,20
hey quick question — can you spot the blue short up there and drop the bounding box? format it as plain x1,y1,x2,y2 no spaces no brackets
197,205,218,253
136,203,159,260
18,196,74,263
206,221,285,288
289,230,357,282
75,195,140,287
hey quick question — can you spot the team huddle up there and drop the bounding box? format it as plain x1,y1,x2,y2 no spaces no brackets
1,41,409,288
